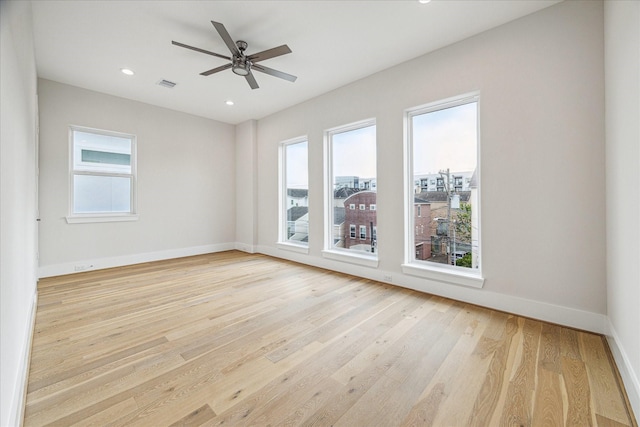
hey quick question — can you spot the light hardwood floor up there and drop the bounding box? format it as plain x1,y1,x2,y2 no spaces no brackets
25,251,636,426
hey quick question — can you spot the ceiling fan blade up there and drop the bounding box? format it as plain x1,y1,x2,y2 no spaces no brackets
252,63,297,82
211,21,240,56
200,63,232,76
245,72,259,90
247,45,292,63
172,41,230,60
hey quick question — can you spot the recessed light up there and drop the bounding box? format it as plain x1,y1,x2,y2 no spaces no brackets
418,0,431,3
225,100,234,106
121,68,135,76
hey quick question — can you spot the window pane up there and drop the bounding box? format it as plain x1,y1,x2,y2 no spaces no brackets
330,124,377,254
412,101,478,269
73,175,131,213
283,140,308,245
81,149,131,166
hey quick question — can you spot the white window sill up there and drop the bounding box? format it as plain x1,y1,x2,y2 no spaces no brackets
401,262,484,288
277,241,309,254
66,214,139,224
322,249,379,268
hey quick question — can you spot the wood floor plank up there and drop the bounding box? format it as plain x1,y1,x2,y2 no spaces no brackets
74,396,138,427
312,302,458,426
581,333,634,426
404,305,492,427
220,292,421,426
468,314,519,426
498,318,542,427
330,293,432,386
24,251,636,427
562,356,593,426
168,404,216,427
338,303,468,427
532,325,565,426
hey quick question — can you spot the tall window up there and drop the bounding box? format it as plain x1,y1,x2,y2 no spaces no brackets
69,126,136,222
406,94,480,274
280,137,309,247
325,120,377,258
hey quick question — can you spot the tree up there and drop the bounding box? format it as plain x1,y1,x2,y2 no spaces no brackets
455,202,472,243
456,252,472,267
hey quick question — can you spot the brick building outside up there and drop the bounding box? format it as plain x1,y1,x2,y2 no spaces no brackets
343,191,377,253
342,191,431,258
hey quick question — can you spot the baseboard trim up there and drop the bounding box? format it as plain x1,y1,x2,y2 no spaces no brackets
38,243,236,278
606,320,640,421
234,242,256,254
257,244,607,334
8,290,37,427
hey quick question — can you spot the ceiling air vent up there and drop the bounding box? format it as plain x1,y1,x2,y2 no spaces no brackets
157,79,177,89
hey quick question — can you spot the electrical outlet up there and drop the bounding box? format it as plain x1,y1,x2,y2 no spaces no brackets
74,264,94,272
383,274,393,282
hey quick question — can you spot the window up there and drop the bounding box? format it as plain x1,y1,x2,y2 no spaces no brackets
67,126,137,223
370,204,376,211
404,93,482,287
279,137,309,249
350,224,356,238
324,119,378,266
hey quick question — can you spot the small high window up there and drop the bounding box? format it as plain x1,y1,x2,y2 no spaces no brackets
67,126,137,223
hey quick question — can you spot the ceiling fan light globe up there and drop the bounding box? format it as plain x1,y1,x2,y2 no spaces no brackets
232,56,250,76
232,66,250,76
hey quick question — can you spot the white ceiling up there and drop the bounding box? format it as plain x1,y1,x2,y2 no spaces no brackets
31,0,560,125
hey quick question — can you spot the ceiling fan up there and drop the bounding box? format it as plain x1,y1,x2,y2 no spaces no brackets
172,21,297,90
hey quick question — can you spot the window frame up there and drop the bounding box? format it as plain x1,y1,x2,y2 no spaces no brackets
322,118,378,268
402,92,484,288
277,135,309,254
66,125,138,224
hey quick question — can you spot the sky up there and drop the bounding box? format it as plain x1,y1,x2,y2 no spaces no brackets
413,101,477,175
285,140,308,188
284,101,477,188
331,125,377,179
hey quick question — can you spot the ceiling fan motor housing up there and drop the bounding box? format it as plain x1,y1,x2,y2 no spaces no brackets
232,40,250,75
235,40,248,52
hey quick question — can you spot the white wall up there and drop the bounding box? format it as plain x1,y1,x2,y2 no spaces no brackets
235,120,258,253
37,79,237,276
0,1,39,425
255,1,607,332
605,0,640,416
